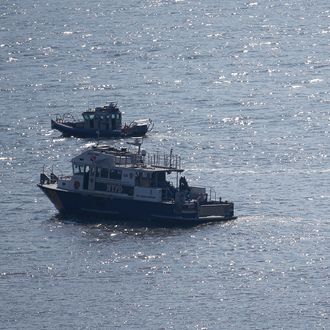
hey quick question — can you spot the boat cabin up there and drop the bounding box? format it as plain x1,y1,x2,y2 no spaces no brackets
54,143,202,204
82,102,122,131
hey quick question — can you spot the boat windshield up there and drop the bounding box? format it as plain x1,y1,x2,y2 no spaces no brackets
83,114,94,120
73,164,90,174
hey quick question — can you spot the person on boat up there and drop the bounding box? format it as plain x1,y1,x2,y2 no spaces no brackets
123,123,129,135
179,176,189,191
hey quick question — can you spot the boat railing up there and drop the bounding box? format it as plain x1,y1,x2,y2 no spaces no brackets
114,151,182,170
40,165,59,184
208,187,217,201
145,152,182,170
114,154,144,166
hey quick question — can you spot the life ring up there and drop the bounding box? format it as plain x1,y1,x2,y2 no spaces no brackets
74,181,80,189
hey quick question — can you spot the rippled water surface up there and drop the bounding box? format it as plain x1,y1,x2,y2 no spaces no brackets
1,0,329,328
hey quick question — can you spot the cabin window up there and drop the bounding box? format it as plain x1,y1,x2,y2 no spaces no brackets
94,167,110,178
90,166,96,176
73,164,84,174
135,172,151,187
109,169,122,180
156,172,166,187
151,173,158,187
101,168,109,178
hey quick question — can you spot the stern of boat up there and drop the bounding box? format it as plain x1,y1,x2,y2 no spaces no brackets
199,201,235,220
124,119,153,137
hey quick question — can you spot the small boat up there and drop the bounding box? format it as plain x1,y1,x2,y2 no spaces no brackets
38,140,237,226
51,102,153,138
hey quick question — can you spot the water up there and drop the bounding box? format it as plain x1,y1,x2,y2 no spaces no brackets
1,0,329,328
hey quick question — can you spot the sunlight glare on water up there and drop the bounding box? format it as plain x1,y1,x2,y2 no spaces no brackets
0,0,329,328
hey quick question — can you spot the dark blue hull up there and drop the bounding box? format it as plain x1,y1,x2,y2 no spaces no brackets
38,185,235,226
51,120,149,138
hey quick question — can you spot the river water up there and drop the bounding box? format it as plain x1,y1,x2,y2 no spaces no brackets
1,0,329,328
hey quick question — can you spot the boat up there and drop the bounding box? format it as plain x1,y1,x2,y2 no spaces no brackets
51,102,153,138
38,140,237,226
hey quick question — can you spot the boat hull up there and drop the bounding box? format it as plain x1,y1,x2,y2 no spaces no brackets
51,120,149,138
38,184,236,226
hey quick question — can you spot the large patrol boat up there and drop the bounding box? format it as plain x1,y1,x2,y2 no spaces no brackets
38,140,236,225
